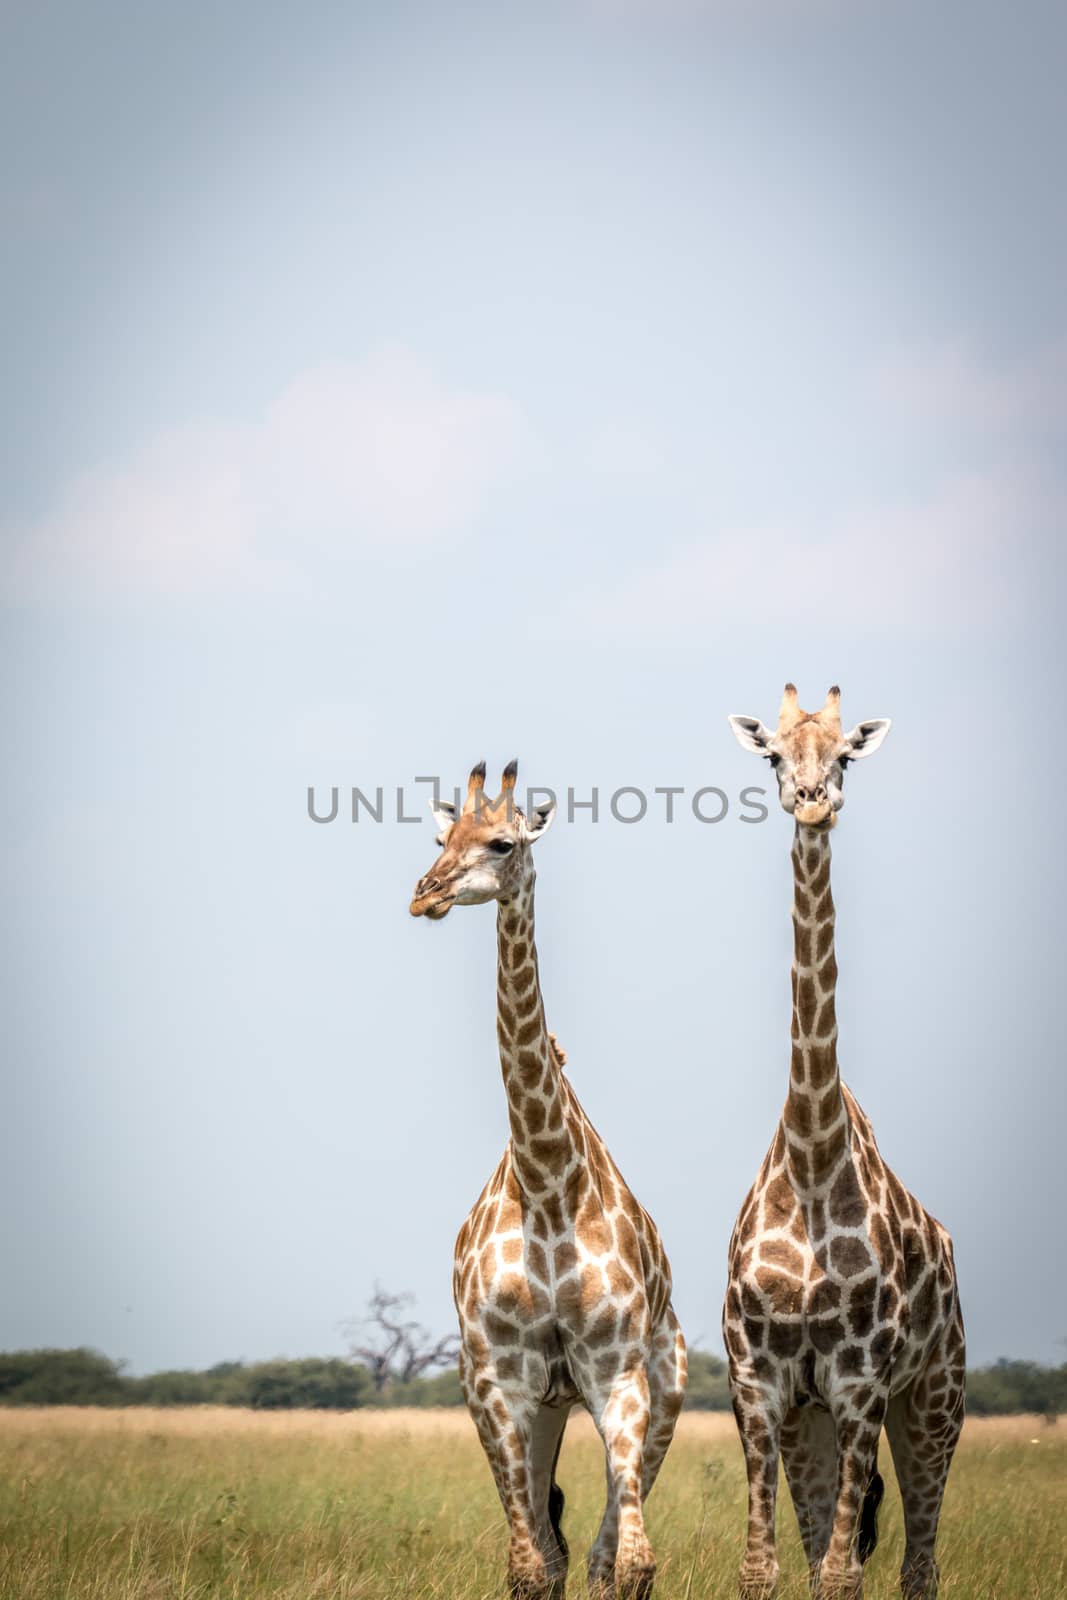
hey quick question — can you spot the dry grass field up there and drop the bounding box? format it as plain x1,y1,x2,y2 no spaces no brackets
0,1406,1063,1599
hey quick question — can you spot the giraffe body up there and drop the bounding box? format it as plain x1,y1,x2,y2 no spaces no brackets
725,690,964,1600
412,763,686,1599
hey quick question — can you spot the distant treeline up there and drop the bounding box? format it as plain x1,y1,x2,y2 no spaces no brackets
1,1349,1064,1417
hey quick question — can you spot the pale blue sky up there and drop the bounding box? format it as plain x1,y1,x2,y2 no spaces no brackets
2,0,1065,1373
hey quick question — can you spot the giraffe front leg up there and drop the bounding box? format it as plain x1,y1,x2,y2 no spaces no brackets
780,1404,838,1589
731,1374,785,1600
460,1353,554,1600
586,1363,657,1600
884,1329,966,1600
815,1388,888,1599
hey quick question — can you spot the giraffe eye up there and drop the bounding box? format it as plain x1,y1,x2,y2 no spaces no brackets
488,838,515,855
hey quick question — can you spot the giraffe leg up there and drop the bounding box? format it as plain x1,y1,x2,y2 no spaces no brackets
641,1308,688,1499
730,1375,785,1599
460,1354,555,1600
586,1363,658,1600
814,1388,888,1600
528,1404,572,1599
884,1328,966,1600
780,1404,838,1588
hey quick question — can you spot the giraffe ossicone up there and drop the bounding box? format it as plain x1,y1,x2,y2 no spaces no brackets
724,688,965,1600
411,760,687,1600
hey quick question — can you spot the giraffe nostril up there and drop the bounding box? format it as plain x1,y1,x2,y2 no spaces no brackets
814,784,827,802
796,787,808,803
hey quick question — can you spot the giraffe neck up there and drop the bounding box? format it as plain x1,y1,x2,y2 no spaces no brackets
495,876,578,1196
784,825,848,1190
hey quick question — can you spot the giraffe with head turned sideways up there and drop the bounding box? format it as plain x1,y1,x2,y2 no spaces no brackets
724,685,965,1600
410,759,687,1600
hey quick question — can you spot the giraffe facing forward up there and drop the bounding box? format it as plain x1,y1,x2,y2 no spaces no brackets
724,687,965,1600
410,760,687,1600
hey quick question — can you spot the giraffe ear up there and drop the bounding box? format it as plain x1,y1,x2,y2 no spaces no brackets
429,798,457,837
842,719,891,760
525,797,557,841
728,714,775,756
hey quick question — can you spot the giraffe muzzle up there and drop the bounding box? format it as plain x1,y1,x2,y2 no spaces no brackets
794,799,836,830
409,877,457,919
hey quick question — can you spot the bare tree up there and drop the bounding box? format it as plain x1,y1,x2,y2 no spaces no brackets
345,1288,459,1394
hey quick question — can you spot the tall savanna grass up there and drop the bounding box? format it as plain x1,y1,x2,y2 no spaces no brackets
0,1408,1062,1598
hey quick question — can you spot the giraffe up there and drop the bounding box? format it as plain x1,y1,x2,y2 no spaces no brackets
723,686,965,1600
410,760,687,1600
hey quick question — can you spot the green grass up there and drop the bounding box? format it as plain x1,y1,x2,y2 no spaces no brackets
0,1408,1062,1598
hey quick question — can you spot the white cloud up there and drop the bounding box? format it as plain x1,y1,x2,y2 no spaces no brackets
542,464,1059,638
876,339,1067,437
3,347,528,601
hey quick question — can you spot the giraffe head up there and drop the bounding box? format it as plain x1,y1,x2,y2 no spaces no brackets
728,684,890,829
409,760,557,920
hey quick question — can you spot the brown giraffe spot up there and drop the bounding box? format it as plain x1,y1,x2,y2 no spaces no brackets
523,1099,546,1136
813,1000,836,1038
543,1091,563,1131
564,1165,586,1216
587,1307,618,1347
796,974,818,1033
903,1231,925,1290
815,920,834,961
809,1316,846,1353
808,1279,841,1316
740,1280,764,1321
912,1273,937,1337
515,1049,543,1088
755,1267,803,1315
794,924,814,966
763,1238,805,1275
579,1264,604,1316
495,1353,521,1381
466,1330,489,1364
525,1240,548,1283
829,1164,867,1227
870,1327,895,1367
847,1277,878,1339
807,1043,836,1086
768,1319,803,1358
501,1238,522,1265
725,1321,748,1361
764,1176,794,1228
606,1259,635,1297
528,1134,568,1170
817,1084,842,1127
791,1147,812,1188
876,1282,898,1321
514,1016,541,1047
496,1274,534,1316
795,887,811,919
829,1236,873,1278
616,1213,643,1280
484,1313,519,1345
810,1125,847,1184
553,1242,578,1277
836,1344,865,1377
789,1093,814,1137
808,1196,828,1242
869,1211,894,1267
